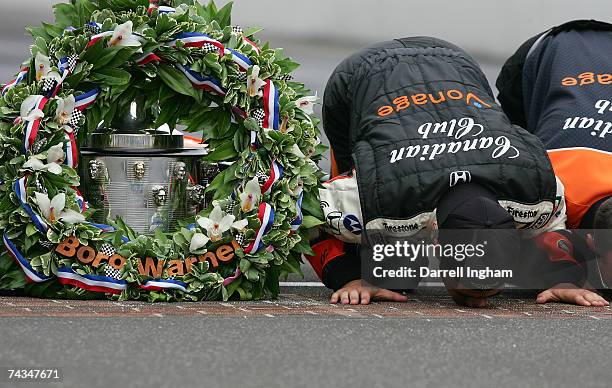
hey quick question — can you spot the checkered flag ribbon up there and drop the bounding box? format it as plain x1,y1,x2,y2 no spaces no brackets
256,171,269,185
65,55,78,73
68,109,85,129
39,239,54,249
100,243,116,257
236,72,248,82
276,73,294,81
34,178,48,194
235,232,245,247
202,42,219,53
32,138,48,154
104,265,122,280
251,108,265,127
231,26,244,34
41,77,58,94
48,45,59,59
84,23,102,35
225,199,237,215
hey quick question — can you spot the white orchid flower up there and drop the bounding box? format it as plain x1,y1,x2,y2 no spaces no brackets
239,177,261,213
247,65,266,98
295,94,318,115
189,232,210,253
22,143,65,175
47,143,65,164
22,157,60,175
34,192,85,224
231,218,249,232
109,21,141,48
55,95,75,125
35,53,51,81
20,95,45,122
197,205,236,242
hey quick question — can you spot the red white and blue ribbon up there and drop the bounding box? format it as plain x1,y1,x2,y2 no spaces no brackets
3,231,52,283
22,95,48,154
148,1,176,15
244,202,275,254
64,130,78,168
263,80,280,130
46,57,74,98
243,37,261,54
140,279,188,292
222,268,242,286
176,64,226,95
58,56,73,76
72,187,87,212
1,67,29,96
74,88,100,111
224,48,252,71
57,266,127,295
135,52,162,66
168,32,225,54
290,190,304,232
261,160,283,195
86,29,114,48
15,177,48,234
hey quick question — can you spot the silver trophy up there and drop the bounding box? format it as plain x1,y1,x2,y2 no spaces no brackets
79,99,219,234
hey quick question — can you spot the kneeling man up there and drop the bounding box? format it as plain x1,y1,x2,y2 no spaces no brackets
307,37,606,307
497,20,612,302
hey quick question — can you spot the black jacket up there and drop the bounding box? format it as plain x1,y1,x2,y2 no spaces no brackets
319,37,559,290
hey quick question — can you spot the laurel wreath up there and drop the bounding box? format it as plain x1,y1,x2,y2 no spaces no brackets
0,0,325,301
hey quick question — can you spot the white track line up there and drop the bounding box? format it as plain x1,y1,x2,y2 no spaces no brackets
280,281,324,287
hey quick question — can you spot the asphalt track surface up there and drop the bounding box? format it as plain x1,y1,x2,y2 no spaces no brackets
1,287,611,388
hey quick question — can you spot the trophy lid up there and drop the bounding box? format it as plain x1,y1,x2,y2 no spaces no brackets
82,100,207,156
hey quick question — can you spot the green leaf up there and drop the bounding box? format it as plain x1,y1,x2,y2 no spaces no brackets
302,191,324,220
215,2,233,29
90,68,131,86
157,64,198,99
73,0,97,28
53,3,76,29
301,215,324,229
204,141,238,162
92,46,136,70
26,223,38,237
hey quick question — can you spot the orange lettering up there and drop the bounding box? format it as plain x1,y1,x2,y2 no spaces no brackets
429,91,446,104
185,257,198,273
56,237,79,258
579,72,595,86
393,96,410,111
562,77,578,86
466,92,492,108
199,252,218,268
91,251,110,267
411,94,428,105
109,254,126,270
167,260,185,277
216,245,235,263
447,90,463,100
77,246,96,264
598,74,612,85
377,105,394,117
137,257,165,277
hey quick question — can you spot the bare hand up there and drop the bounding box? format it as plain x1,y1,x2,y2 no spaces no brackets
536,283,609,307
330,279,408,305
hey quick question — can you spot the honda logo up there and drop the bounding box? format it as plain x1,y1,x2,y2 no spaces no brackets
449,171,472,187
